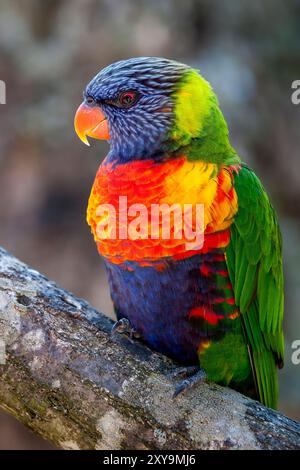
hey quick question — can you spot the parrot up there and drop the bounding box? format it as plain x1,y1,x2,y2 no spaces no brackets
74,57,284,409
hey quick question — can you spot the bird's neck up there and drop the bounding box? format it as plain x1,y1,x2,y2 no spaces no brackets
168,110,240,167
106,143,239,168
173,135,240,167
106,107,240,166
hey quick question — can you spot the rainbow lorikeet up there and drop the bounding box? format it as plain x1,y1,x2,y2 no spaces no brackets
74,57,284,409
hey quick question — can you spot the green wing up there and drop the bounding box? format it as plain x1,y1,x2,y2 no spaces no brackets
225,164,284,409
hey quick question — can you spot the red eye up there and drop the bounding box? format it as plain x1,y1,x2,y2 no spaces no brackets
119,91,138,108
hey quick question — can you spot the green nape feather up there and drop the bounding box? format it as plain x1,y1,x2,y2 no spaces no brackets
170,69,240,166
225,165,284,409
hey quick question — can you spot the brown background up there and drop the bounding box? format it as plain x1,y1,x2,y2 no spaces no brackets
0,0,299,449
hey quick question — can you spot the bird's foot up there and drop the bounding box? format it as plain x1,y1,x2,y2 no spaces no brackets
172,367,207,398
111,318,140,340
170,365,199,380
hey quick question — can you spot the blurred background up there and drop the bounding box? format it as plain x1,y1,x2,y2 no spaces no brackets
0,0,299,449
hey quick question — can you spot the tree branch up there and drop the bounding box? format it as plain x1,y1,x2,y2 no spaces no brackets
0,247,299,450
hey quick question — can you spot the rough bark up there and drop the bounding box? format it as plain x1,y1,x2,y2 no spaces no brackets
0,247,299,450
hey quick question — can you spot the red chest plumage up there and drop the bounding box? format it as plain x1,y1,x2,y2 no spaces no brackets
87,156,238,265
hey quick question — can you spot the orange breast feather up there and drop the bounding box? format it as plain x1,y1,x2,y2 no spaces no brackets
87,156,238,265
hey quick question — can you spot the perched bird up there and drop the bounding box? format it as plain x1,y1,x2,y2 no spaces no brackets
74,57,284,408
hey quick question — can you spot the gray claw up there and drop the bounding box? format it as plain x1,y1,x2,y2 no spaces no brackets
173,368,207,398
111,318,131,336
170,365,199,380
111,318,140,341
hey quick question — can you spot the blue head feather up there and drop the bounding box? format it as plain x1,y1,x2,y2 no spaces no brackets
85,57,189,162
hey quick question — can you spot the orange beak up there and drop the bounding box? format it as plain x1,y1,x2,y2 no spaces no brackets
74,102,110,146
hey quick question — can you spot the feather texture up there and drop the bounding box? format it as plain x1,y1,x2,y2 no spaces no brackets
225,165,284,408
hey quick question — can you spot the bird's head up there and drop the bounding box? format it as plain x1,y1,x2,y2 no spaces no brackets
74,57,235,163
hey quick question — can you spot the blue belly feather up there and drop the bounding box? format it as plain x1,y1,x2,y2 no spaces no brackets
105,253,220,364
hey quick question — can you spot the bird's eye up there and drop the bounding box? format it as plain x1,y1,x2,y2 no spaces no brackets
118,91,138,108
86,96,96,106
